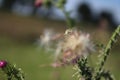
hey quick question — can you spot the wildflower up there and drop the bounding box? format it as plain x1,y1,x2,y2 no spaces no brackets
0,60,7,68
55,29,94,65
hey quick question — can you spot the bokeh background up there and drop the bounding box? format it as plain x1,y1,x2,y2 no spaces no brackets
0,0,120,80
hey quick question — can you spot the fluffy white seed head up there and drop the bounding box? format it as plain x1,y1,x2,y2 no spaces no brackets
55,29,95,64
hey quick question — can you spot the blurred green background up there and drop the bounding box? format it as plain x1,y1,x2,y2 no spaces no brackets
0,12,120,80
0,4,120,80
0,11,72,80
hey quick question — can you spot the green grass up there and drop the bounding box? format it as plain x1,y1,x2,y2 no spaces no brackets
0,36,120,80
0,37,74,80
0,11,120,80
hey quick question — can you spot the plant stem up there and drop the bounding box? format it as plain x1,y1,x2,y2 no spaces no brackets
95,25,120,79
51,0,75,28
62,8,74,28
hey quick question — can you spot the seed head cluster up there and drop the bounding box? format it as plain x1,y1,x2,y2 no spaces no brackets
40,28,94,66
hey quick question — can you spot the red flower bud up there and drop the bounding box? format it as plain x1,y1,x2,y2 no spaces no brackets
0,60,7,68
35,0,43,7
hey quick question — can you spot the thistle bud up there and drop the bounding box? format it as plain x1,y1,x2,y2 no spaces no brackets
0,60,7,68
35,0,43,7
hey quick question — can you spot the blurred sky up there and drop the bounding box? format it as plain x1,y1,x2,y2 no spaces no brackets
39,0,120,24
0,0,120,24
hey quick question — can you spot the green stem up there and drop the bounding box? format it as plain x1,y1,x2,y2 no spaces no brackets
62,8,74,28
2,62,24,80
51,0,75,28
95,25,120,79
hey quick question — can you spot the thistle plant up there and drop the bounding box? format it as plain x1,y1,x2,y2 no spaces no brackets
0,60,24,80
73,26,120,80
39,0,120,80
0,0,120,80
49,25,118,80
94,25,120,80
39,26,120,79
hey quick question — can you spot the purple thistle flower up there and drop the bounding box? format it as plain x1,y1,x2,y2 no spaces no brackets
0,60,7,68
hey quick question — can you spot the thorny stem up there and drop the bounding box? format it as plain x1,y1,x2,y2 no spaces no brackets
62,8,75,28
95,25,120,80
1,62,24,80
51,0,75,28
100,70,115,80
78,58,93,80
